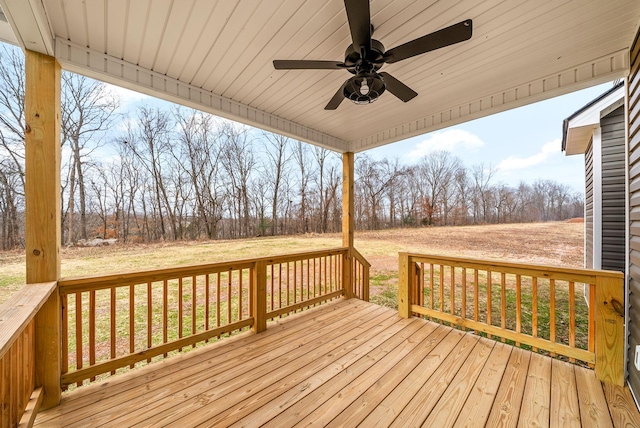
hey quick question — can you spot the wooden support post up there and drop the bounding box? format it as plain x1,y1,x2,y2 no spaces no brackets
398,253,411,318
342,152,354,299
594,274,625,386
251,260,267,333
24,50,61,410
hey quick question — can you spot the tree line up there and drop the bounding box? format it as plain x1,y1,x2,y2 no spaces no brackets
0,45,583,250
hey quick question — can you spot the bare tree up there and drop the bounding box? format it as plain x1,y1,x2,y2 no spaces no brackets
220,123,255,238
262,132,291,235
61,72,119,243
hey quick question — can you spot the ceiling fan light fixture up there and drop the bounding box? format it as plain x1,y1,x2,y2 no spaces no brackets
345,74,385,105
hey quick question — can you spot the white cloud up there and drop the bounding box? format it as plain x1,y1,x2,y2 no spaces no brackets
407,129,484,160
497,139,561,171
107,83,150,108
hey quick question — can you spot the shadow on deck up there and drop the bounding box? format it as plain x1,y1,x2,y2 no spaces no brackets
34,299,640,427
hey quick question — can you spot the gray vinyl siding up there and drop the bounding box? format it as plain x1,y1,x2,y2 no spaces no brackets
585,141,594,269
601,105,626,272
627,26,640,401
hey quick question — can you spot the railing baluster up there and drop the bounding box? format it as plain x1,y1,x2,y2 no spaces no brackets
227,270,232,325
306,259,310,301
270,264,274,312
569,281,575,363
277,263,282,312
532,276,538,352
487,271,492,339
461,268,466,320
163,280,168,356
238,270,243,321
76,292,82,386
450,266,455,316
439,265,444,316
192,275,197,347
216,272,221,335
62,294,69,379
501,273,506,343
293,260,297,305
550,279,556,356
178,278,183,351
474,269,479,324
129,285,135,367
429,264,434,310
89,290,96,379
588,283,595,359
205,274,210,342
516,275,522,347
147,282,152,359
111,287,116,369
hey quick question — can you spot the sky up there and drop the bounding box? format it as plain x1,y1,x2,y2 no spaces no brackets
365,82,615,193
105,79,613,195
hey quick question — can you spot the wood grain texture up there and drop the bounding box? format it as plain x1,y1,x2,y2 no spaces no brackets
574,365,612,428
603,383,640,428
550,358,580,427
486,347,531,428
518,352,551,427
24,49,62,412
32,300,638,428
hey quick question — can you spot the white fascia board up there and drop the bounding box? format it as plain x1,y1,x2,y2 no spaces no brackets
570,86,625,128
55,38,348,153
349,49,629,153
564,86,625,155
0,0,54,55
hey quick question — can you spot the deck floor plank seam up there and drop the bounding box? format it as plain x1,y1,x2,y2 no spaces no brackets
453,341,513,427
485,347,531,428
550,358,581,427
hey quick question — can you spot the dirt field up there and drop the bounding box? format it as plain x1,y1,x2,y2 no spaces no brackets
0,221,583,305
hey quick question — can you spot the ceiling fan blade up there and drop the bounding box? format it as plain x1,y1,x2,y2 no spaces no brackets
344,0,371,52
325,81,348,110
273,60,347,70
379,72,417,102
384,19,472,64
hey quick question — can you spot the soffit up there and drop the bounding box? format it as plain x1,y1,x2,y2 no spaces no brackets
1,0,639,152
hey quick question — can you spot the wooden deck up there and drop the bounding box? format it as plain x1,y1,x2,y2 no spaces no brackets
34,299,640,427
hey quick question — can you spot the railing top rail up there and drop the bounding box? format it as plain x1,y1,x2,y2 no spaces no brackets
352,248,371,268
0,281,57,359
59,247,349,293
401,252,624,282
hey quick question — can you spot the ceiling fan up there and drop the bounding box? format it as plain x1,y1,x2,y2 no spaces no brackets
273,0,473,110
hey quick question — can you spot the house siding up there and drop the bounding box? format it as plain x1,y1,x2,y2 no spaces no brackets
627,24,640,400
586,141,594,269
601,105,626,272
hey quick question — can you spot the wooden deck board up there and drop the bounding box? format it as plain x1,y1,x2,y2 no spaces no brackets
486,347,531,428
550,359,581,427
33,299,640,428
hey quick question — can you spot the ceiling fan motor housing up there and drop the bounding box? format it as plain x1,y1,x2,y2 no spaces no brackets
344,39,386,72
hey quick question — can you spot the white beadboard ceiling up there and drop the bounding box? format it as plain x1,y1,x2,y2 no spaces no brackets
1,0,639,152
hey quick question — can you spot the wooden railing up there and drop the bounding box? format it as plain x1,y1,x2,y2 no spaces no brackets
352,248,370,301
398,252,625,385
58,247,369,388
0,282,56,427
